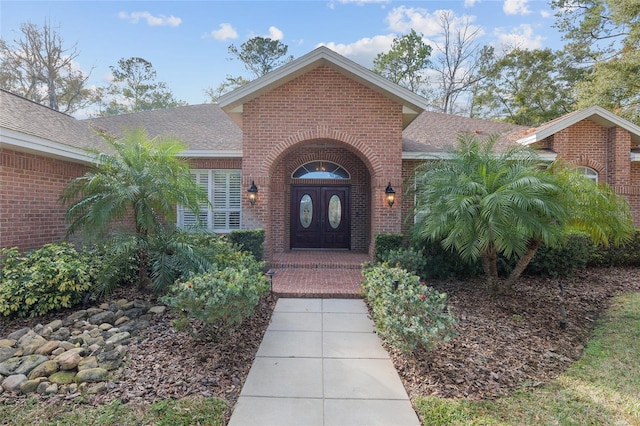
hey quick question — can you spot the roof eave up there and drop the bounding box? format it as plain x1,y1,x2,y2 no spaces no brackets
179,150,242,158
516,105,640,146
1,128,93,163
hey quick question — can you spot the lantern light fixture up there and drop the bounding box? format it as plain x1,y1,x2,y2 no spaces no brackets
385,182,396,208
247,180,258,205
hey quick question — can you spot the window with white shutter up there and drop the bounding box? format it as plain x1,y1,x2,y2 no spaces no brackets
177,169,242,232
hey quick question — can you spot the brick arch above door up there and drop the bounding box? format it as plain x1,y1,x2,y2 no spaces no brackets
260,126,384,180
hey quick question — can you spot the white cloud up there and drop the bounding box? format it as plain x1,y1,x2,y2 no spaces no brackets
209,23,237,40
464,0,480,7
118,11,181,27
503,0,531,15
493,24,544,50
385,6,483,40
266,26,284,40
317,34,396,68
540,9,552,18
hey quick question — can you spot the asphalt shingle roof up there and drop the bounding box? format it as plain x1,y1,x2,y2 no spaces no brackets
84,103,242,152
0,89,105,151
402,110,527,153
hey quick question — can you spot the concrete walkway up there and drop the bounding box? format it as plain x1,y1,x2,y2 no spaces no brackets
228,298,420,426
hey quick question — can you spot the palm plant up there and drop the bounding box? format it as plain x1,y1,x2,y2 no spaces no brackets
411,134,633,290
61,127,210,292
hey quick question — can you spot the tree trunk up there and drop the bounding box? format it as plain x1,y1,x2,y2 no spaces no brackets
481,247,499,291
505,239,542,288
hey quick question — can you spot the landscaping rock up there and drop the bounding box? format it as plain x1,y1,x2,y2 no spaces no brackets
75,368,108,383
35,340,60,355
2,374,27,392
105,332,130,345
148,306,165,314
49,371,76,385
55,348,85,370
19,378,46,394
0,298,170,400
0,347,17,363
50,327,71,341
27,360,59,380
0,339,16,348
0,354,48,376
7,327,30,341
77,356,98,371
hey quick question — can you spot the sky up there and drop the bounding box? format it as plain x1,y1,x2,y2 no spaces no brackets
1,0,565,114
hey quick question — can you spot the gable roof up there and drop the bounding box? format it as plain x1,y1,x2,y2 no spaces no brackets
402,110,526,158
515,105,640,146
217,46,427,128
0,89,102,162
84,103,242,157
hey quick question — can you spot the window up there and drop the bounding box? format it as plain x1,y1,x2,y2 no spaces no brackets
292,161,350,179
177,169,241,232
576,166,598,183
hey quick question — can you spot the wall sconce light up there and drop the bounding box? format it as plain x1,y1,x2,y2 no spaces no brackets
247,180,258,205
385,182,396,208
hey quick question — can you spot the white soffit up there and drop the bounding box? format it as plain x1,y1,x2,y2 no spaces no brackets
1,127,93,163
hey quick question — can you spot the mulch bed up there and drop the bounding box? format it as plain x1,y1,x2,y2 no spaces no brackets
1,267,639,423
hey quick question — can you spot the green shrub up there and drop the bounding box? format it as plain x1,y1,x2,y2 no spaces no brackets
362,263,457,354
229,228,265,261
413,237,483,279
374,233,404,262
377,247,427,277
525,232,593,277
0,243,93,317
161,250,269,336
589,229,640,267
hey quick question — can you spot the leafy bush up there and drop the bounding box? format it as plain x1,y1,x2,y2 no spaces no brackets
374,233,404,262
589,229,640,267
0,243,93,317
377,247,427,277
412,236,483,279
161,250,269,336
362,263,457,354
229,228,265,261
524,232,593,277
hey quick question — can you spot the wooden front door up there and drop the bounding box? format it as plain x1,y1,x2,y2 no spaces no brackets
291,186,350,249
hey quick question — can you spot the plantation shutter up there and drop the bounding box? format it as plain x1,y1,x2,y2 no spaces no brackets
178,169,241,232
178,170,210,228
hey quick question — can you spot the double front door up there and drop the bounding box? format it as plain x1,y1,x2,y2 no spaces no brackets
290,186,350,249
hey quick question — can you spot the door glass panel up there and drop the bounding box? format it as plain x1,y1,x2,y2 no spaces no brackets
300,194,313,228
328,195,342,229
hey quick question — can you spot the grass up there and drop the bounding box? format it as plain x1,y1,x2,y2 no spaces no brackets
0,396,227,426
415,291,640,426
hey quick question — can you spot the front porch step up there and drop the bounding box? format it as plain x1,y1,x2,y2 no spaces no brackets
267,251,370,298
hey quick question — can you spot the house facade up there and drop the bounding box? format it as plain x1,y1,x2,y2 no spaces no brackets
2,47,639,257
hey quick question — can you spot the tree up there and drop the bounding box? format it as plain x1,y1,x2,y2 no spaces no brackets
552,0,640,124
228,36,293,78
411,134,633,290
472,48,579,126
61,127,209,292
96,57,185,116
429,10,484,114
372,29,432,93
0,21,93,114
205,74,250,102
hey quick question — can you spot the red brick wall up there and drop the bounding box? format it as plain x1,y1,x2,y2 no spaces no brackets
240,66,404,257
1,148,86,251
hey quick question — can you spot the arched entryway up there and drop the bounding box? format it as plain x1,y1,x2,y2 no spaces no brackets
268,140,372,253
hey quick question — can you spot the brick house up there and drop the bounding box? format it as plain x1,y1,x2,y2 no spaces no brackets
2,47,639,258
